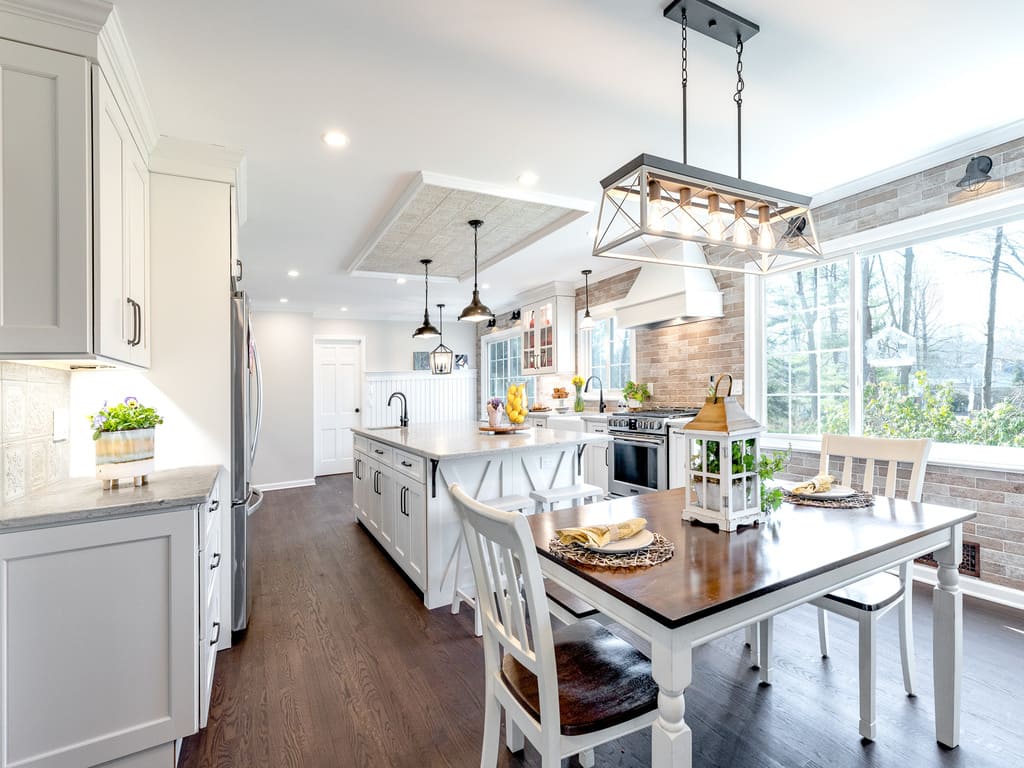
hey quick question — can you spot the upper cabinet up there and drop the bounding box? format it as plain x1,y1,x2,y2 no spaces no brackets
94,66,150,367
521,294,575,375
0,39,91,355
0,13,153,368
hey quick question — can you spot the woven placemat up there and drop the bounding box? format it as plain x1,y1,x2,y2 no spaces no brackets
548,533,675,568
785,490,875,508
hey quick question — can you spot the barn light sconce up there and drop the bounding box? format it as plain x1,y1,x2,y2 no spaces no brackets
956,155,993,192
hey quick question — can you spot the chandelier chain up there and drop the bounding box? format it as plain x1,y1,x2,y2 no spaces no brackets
681,11,688,163
733,36,745,178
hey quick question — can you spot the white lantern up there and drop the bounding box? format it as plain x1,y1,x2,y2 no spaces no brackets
682,374,764,531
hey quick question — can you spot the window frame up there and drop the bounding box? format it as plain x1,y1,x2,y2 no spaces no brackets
577,303,636,401
750,189,1024,470
479,326,532,417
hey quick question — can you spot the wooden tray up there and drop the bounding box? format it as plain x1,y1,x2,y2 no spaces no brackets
478,425,531,434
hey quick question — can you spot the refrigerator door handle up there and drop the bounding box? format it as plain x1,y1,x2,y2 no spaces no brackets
250,329,264,466
246,488,264,516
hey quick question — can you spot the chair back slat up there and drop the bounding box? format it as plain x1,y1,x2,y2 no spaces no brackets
819,435,931,502
449,484,561,731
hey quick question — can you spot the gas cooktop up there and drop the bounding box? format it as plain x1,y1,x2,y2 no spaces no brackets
607,407,700,435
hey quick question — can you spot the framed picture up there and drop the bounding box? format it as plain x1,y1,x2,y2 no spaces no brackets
413,352,430,371
454,354,468,370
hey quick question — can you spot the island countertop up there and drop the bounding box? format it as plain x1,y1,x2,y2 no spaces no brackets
353,423,610,460
0,465,222,533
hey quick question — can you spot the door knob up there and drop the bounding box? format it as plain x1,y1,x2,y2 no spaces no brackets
355,408,360,413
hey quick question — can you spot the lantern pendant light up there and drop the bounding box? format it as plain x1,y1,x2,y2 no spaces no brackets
579,269,595,329
458,219,493,322
430,304,454,374
412,259,440,338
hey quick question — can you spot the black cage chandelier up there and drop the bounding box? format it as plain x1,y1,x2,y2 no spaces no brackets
592,0,825,276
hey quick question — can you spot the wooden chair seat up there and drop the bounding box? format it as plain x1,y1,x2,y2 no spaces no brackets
479,494,534,514
820,572,904,612
544,581,600,621
500,619,658,737
529,483,603,513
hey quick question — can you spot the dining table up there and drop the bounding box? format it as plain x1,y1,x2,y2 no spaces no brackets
525,488,974,768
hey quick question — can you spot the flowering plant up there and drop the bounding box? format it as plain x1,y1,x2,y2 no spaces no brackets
488,397,503,409
571,375,584,388
89,397,164,440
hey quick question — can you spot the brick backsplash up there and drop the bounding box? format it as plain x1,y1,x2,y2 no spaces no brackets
778,449,1024,592
0,363,71,503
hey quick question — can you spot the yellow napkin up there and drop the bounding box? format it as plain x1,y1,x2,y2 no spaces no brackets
556,518,647,548
791,474,835,495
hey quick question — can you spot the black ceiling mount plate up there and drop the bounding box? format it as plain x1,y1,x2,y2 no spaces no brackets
663,0,759,46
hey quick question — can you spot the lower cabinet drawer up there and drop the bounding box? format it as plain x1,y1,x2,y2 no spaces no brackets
205,517,223,606
393,449,424,482
368,440,393,465
200,568,221,729
354,434,369,454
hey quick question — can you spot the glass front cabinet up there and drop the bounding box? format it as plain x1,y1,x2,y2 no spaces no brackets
521,295,575,375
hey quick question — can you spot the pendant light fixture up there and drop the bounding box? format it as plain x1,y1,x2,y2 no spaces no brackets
430,304,454,374
412,259,440,338
579,269,595,329
458,219,493,322
592,0,825,276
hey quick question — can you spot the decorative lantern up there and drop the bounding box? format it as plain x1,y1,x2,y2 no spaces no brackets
682,374,764,531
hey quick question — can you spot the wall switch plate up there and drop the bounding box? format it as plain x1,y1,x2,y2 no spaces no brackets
733,379,743,396
52,408,69,442
646,383,654,396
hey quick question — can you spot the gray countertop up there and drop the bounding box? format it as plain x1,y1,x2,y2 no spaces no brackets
0,465,222,533
354,424,610,460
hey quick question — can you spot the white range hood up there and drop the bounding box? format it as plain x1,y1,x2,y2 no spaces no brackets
615,245,724,330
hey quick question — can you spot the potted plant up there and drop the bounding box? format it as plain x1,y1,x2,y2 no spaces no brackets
89,397,164,488
487,397,504,428
622,380,651,411
571,375,585,412
690,439,790,514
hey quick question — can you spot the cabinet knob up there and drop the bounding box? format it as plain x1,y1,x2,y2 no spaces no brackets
209,499,220,512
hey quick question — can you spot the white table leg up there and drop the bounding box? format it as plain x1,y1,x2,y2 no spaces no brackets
650,633,693,768
758,618,774,685
933,525,963,748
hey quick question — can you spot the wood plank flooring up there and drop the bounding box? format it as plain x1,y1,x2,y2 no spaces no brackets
179,475,1024,768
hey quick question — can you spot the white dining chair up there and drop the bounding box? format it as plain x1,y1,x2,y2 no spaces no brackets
758,434,931,742
449,483,659,767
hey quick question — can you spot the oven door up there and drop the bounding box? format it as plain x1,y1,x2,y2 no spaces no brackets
608,433,667,496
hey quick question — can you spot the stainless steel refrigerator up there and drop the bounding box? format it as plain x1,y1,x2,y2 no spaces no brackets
231,290,264,635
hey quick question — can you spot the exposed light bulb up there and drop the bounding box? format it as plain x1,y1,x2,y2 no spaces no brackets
732,200,751,247
706,194,725,241
757,204,776,249
647,180,671,232
677,186,698,236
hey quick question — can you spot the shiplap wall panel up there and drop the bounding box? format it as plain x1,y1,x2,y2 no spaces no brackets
364,371,478,428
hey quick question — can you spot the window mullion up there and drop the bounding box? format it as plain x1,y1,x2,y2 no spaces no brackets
849,251,864,436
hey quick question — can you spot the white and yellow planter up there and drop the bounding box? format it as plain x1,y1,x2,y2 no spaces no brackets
95,428,155,489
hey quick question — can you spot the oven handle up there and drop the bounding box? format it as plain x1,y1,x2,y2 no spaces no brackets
611,433,667,447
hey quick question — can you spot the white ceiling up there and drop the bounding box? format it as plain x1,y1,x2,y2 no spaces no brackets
115,0,1024,319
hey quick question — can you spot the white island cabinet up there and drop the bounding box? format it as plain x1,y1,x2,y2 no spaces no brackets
353,424,610,609
0,467,223,768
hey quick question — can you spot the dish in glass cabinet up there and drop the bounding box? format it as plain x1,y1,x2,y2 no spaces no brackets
585,529,655,553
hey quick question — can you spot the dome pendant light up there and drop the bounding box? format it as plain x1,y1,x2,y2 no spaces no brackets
430,303,454,375
579,269,595,329
458,219,493,322
412,259,440,338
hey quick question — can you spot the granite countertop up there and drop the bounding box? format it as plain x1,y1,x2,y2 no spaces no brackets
0,465,223,533
354,423,610,460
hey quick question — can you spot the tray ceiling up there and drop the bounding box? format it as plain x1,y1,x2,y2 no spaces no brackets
347,172,592,281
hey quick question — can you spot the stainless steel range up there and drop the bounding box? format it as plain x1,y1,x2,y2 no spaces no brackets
608,407,699,496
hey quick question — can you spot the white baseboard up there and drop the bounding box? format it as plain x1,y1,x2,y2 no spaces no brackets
255,478,316,492
913,563,1024,611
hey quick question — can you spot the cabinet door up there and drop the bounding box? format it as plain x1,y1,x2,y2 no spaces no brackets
584,424,609,493
0,510,198,768
393,483,410,567
353,454,368,523
377,468,396,553
404,483,427,590
0,40,90,354
668,430,686,489
366,462,381,534
125,136,150,367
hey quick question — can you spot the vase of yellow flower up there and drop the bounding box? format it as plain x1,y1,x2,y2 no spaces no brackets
571,375,585,413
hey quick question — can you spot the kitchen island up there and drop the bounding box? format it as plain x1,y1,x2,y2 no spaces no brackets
352,423,610,609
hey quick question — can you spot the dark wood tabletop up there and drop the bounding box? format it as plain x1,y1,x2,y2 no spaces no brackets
527,489,975,629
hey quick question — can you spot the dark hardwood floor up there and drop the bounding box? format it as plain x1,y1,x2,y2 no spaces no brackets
179,475,1024,768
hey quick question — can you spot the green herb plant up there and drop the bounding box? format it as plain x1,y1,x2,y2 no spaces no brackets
691,439,791,513
623,381,651,403
89,397,164,440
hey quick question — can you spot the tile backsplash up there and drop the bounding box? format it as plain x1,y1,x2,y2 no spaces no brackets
1,363,71,502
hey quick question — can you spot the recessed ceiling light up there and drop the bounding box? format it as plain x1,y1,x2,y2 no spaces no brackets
396,277,407,285
279,298,288,303
322,130,348,147
518,171,539,186
287,269,299,277
340,307,349,312
481,283,490,290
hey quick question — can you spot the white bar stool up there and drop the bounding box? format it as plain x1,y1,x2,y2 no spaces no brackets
451,494,533,636
528,483,604,514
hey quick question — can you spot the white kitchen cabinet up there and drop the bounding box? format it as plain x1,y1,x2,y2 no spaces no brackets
521,294,575,375
669,427,687,489
199,486,224,730
394,479,427,590
376,464,396,552
584,420,610,494
0,39,91,355
529,413,550,429
0,510,197,768
94,66,151,367
353,451,370,524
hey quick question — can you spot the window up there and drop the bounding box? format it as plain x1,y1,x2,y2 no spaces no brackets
761,219,1024,451
579,314,634,391
482,330,535,406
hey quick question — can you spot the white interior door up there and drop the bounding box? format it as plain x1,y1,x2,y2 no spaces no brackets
315,340,362,476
